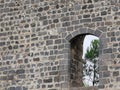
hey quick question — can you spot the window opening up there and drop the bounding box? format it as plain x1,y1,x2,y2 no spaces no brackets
83,35,99,86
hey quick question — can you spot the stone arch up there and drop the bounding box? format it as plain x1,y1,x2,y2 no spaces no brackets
65,28,103,41
64,28,104,89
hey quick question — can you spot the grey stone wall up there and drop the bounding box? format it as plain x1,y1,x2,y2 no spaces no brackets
0,0,120,90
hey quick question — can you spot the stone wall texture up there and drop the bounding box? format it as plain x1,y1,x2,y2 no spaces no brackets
0,0,120,90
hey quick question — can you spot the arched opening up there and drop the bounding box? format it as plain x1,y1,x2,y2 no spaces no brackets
70,34,99,88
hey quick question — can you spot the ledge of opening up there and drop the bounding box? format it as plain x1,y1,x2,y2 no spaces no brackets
65,28,102,41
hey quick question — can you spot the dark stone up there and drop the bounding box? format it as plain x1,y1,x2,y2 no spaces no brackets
98,85,105,89
43,20,48,25
113,43,118,47
62,22,70,27
98,27,107,32
16,69,25,74
66,34,72,41
8,46,12,50
50,35,58,39
111,37,116,42
117,54,120,58
13,45,18,49
80,19,91,23
49,71,58,75
16,87,22,90
83,14,90,18
38,79,42,83
92,17,102,22
31,23,36,27
116,77,120,81
72,20,79,25
24,24,29,28
38,7,43,12
9,87,15,90
55,39,61,44
23,87,28,90
53,19,59,23
0,76,7,80
7,75,14,80
107,32,115,37
115,66,120,70
0,42,5,46
61,17,69,21
117,37,120,41
31,37,38,41
37,85,40,88
103,48,112,53
44,78,52,83
39,16,47,21
87,0,92,3
74,5,81,10
20,45,24,48
118,48,120,52
78,15,82,19
94,30,102,37
101,11,107,16
30,69,34,73
88,4,94,8
15,36,19,40
52,66,56,70
33,58,40,61
109,84,113,88
82,5,87,9
113,71,119,76
42,85,46,88
103,71,110,77
100,66,108,71
46,40,53,45
44,6,49,11
48,85,53,88
18,75,25,79
56,5,59,9
4,8,10,12
0,33,6,36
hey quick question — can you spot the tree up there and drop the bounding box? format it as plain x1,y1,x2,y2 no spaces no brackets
83,39,99,86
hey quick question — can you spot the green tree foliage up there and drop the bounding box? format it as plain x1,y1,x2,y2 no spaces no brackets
83,39,99,86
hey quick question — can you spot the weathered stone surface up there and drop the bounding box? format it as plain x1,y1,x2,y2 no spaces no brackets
9,87,15,90
16,69,25,74
92,17,102,22
103,48,112,53
113,71,119,76
44,78,52,83
80,19,91,23
0,0,119,90
103,71,110,77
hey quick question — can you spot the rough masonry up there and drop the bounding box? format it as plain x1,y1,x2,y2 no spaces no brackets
0,0,120,90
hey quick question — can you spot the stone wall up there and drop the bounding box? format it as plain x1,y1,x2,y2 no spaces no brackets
0,0,120,90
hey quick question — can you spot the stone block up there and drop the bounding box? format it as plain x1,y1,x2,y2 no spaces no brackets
103,71,110,77
46,40,53,45
62,22,70,27
103,48,112,54
92,17,102,22
9,87,15,90
113,71,119,76
16,87,22,90
16,69,25,74
101,11,107,16
80,19,91,23
44,78,52,83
